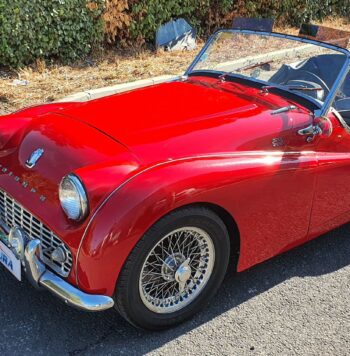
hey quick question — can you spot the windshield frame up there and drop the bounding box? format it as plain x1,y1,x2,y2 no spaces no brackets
185,29,350,117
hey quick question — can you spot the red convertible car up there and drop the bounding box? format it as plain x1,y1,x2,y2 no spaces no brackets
1,25,350,329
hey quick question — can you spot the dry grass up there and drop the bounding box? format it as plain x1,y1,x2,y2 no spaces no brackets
1,17,349,115
0,49,200,115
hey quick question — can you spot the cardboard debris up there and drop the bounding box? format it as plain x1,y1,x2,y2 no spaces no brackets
156,18,196,51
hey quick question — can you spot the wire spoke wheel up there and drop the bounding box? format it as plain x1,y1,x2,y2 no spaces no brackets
139,227,215,314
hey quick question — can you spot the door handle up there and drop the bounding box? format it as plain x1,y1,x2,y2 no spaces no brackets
297,124,322,142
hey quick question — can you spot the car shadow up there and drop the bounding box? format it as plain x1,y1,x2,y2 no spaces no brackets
1,223,350,355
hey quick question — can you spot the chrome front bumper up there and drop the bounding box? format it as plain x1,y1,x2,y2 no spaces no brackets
23,239,114,312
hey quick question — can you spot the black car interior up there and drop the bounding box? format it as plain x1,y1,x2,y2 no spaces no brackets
270,54,350,124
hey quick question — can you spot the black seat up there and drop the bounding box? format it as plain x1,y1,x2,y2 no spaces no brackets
271,54,350,98
335,98,350,124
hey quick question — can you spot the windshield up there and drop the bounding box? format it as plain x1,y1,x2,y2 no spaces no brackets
188,30,349,104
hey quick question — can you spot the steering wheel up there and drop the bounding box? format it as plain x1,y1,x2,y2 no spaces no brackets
284,70,330,97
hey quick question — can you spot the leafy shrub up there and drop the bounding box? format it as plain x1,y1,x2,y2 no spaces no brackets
0,0,104,68
235,0,349,26
106,0,350,45
2,0,350,68
103,0,131,44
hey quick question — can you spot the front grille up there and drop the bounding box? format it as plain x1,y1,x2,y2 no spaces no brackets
0,190,73,277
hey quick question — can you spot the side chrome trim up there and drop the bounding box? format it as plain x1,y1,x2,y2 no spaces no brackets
24,239,114,312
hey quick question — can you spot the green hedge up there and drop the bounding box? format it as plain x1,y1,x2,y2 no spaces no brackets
128,0,350,43
240,0,348,26
0,0,104,68
1,0,350,68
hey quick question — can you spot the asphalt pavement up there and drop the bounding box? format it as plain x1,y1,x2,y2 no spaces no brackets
1,224,350,356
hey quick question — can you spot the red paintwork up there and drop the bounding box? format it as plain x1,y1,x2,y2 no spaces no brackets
0,75,349,296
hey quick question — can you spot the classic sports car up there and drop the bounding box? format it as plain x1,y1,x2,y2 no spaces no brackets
1,23,350,330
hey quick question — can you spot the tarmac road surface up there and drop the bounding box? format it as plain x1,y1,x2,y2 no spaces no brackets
1,224,350,355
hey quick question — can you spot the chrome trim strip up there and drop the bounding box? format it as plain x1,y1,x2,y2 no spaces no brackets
24,239,114,311
0,219,10,234
185,31,219,74
76,150,315,286
330,107,350,133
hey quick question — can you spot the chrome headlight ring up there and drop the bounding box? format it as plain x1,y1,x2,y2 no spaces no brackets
59,174,89,222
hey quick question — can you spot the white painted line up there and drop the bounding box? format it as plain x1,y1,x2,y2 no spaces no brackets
214,44,315,71
58,75,179,102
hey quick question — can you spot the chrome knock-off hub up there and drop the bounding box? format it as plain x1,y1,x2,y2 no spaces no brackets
175,258,192,292
161,253,185,281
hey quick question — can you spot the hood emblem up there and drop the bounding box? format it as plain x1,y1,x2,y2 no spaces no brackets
26,148,44,169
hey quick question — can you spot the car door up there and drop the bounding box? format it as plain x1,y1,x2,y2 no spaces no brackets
303,62,350,239
234,102,320,270
308,107,350,238
280,106,320,240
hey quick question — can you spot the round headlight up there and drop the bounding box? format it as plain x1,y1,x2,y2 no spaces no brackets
59,174,89,221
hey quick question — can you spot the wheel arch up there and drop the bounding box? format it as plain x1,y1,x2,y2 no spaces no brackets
172,202,241,272
77,157,247,295
110,202,241,294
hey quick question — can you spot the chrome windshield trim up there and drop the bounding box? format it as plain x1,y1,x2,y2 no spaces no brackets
316,59,350,117
185,31,219,75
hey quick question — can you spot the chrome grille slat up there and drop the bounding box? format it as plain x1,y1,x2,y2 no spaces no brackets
0,189,72,277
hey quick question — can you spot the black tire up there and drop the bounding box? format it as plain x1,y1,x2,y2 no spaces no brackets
114,206,231,330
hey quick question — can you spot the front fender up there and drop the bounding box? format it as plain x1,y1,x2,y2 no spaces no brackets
76,153,284,296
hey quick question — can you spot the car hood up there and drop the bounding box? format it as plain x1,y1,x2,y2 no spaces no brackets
0,113,137,186
0,112,140,234
60,77,287,164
